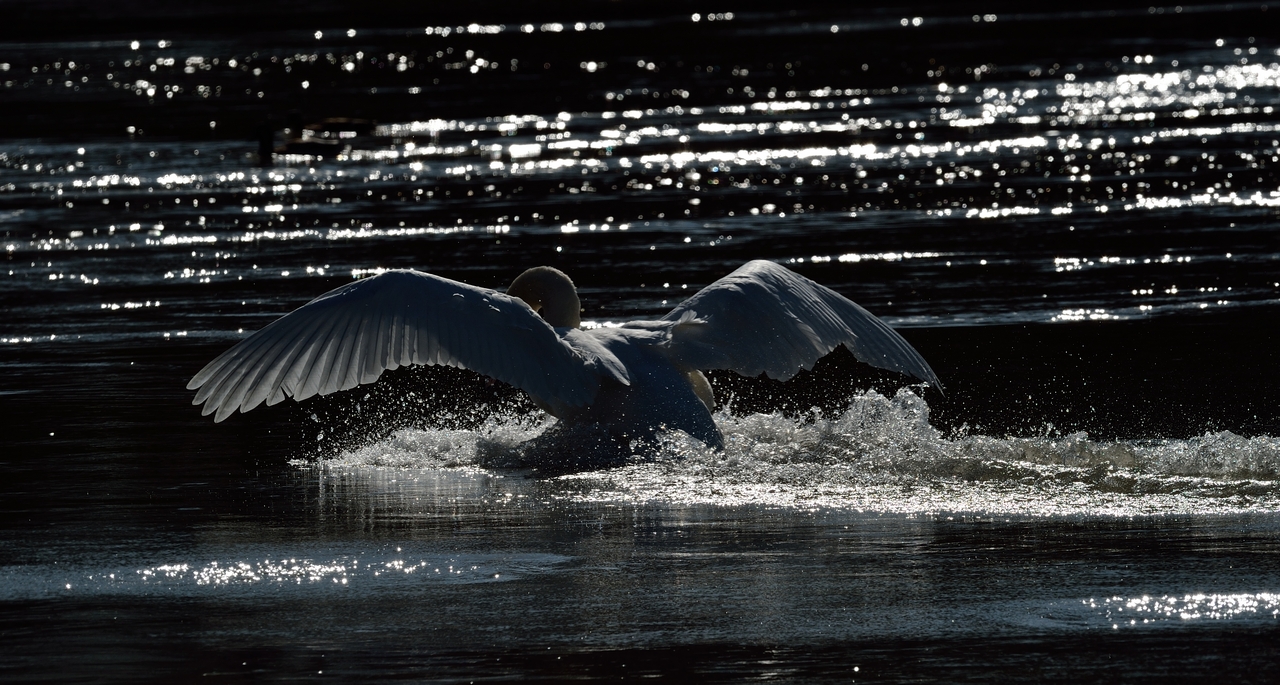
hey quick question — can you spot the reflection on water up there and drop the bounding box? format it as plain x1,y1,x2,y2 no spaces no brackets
1089,592,1280,625
0,547,570,600
5,462,1278,651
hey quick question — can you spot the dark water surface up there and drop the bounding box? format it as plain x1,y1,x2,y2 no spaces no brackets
3,1,1280,681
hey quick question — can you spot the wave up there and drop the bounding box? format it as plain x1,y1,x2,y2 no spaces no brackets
323,390,1280,516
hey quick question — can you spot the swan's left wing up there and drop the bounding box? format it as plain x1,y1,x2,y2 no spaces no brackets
188,269,621,422
660,260,941,387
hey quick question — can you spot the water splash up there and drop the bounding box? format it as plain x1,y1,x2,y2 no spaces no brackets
322,389,1280,516
331,412,552,469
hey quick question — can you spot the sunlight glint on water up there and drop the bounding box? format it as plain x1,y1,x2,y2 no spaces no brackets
4,35,1280,345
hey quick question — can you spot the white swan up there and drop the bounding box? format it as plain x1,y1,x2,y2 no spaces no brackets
188,260,941,456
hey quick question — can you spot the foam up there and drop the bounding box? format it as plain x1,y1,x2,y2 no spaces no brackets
323,389,1280,516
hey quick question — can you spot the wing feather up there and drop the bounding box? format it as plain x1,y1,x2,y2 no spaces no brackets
193,314,287,407
296,307,349,401
240,311,330,412
422,299,442,363
316,306,358,398
189,269,609,421
391,303,410,367
282,313,331,404
360,303,386,384
661,260,941,388
199,315,306,419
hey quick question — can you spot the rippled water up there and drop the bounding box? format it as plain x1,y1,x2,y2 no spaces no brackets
5,3,1280,342
3,2,1280,681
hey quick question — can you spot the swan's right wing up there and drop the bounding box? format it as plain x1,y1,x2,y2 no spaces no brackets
661,260,941,387
188,269,617,422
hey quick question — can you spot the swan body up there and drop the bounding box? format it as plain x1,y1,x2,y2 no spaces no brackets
189,260,941,457
554,324,725,451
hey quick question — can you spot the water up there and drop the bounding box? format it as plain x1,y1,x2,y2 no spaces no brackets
3,2,1280,681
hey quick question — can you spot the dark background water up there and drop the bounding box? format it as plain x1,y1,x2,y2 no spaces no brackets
3,1,1280,681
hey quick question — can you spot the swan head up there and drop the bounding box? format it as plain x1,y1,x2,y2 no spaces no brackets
507,266,581,328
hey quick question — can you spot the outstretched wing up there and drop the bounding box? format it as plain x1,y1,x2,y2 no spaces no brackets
660,260,941,387
188,269,616,422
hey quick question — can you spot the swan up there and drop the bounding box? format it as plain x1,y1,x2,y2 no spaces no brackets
188,260,941,461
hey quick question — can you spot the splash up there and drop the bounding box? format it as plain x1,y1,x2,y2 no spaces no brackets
323,390,1280,516
331,412,550,470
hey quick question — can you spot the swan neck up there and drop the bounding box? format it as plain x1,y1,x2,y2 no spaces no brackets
507,266,582,328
